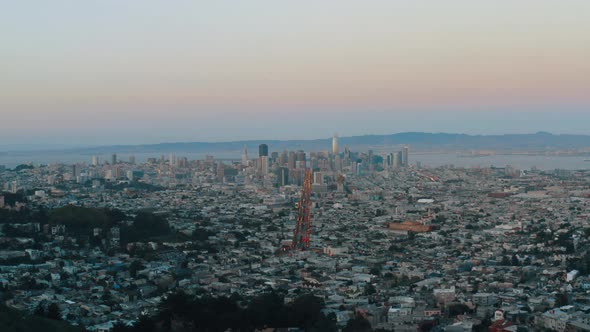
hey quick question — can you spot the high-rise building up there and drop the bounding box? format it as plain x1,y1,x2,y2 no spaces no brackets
259,144,269,157
217,161,225,182
111,154,117,165
332,134,339,155
129,155,136,164
259,156,269,176
278,151,288,166
296,150,307,163
92,156,99,166
113,166,122,179
177,157,188,168
334,154,342,172
313,171,324,184
402,146,409,167
72,164,81,178
288,151,296,169
242,145,249,165
278,167,289,186
270,152,278,164
395,151,402,168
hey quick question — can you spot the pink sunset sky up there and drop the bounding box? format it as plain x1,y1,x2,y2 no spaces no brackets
1,1,589,146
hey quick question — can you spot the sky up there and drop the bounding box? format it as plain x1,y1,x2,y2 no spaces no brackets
1,1,589,148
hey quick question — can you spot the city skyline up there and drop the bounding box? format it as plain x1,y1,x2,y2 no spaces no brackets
2,1,590,145
3,3,590,331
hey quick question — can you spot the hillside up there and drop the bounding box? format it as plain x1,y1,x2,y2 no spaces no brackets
0,305,85,332
75,132,590,154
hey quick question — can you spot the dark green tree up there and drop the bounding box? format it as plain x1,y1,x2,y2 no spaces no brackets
343,315,372,332
312,312,338,332
46,303,61,320
128,260,144,278
501,256,510,266
555,291,569,307
365,283,377,295
289,294,324,331
33,303,45,317
448,303,470,317
511,254,520,266
111,321,131,332
131,315,155,332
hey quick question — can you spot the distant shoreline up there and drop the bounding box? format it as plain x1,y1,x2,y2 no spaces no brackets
2,151,590,171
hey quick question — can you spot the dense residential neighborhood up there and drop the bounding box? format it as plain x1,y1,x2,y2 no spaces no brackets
1,148,590,331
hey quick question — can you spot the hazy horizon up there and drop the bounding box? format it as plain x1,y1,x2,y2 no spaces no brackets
2,129,590,154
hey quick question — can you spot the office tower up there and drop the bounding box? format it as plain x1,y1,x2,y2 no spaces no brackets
271,151,278,163
177,157,188,168
111,154,117,165
395,151,402,168
288,151,296,169
92,156,99,166
368,150,374,171
278,167,289,186
332,134,339,155
259,156,269,176
334,155,342,172
242,146,249,165
279,151,288,166
296,150,306,161
217,161,225,182
72,164,81,178
257,144,269,177
169,153,175,165
313,171,324,184
311,155,320,170
402,146,409,167
113,166,121,179
259,144,269,157
129,155,136,164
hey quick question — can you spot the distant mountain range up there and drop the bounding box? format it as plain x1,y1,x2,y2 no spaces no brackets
67,132,590,155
